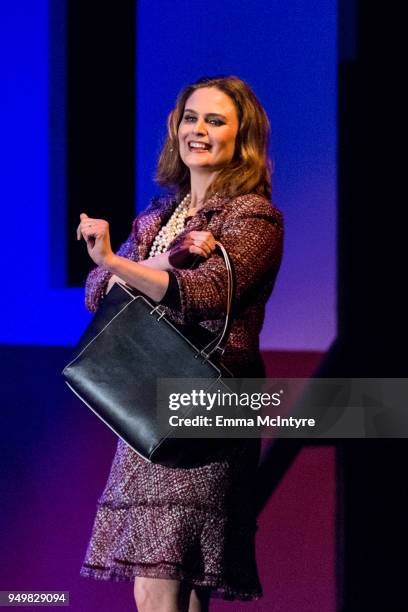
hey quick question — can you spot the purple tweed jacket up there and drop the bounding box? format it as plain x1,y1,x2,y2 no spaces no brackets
85,192,283,372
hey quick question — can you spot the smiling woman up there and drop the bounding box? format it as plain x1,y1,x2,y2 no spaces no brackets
156,75,272,203
78,76,283,612
177,87,239,184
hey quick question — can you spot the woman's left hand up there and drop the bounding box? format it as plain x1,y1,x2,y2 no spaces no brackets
77,213,114,267
168,230,216,268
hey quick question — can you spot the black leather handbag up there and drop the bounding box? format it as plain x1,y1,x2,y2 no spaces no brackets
62,242,235,468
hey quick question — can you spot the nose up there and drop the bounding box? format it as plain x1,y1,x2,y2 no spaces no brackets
193,116,207,135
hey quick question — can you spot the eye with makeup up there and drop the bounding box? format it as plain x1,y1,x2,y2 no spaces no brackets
182,114,225,126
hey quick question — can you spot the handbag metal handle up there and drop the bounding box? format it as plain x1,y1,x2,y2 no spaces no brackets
149,240,234,361
197,240,234,360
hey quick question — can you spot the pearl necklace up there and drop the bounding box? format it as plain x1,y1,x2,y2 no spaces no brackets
148,193,191,258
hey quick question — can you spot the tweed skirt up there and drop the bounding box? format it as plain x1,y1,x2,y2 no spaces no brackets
79,435,262,601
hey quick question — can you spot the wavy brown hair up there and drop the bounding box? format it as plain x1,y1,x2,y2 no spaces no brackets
155,75,272,202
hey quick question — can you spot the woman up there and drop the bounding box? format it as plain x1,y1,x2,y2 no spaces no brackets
78,75,283,611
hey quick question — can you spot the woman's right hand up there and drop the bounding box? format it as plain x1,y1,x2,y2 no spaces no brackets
168,231,216,269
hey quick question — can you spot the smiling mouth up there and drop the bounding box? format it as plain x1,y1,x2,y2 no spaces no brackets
188,141,211,152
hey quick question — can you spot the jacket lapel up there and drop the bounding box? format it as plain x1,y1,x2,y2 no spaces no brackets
183,193,230,231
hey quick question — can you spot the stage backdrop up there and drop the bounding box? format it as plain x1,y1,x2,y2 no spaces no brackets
0,3,337,611
0,0,336,351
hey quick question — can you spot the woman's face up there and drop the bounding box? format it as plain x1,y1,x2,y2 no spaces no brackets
178,87,239,173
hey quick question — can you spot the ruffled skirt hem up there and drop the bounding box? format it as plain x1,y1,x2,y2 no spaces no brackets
79,560,262,601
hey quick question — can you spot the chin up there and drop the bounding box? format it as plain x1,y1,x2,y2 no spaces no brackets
188,163,214,171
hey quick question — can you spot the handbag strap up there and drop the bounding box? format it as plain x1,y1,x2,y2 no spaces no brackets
198,241,234,359
150,240,235,360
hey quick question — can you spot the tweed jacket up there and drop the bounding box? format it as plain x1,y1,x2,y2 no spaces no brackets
84,192,283,372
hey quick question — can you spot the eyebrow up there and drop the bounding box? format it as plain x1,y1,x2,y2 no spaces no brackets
184,108,227,120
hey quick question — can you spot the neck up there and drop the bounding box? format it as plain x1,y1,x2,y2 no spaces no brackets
188,169,219,209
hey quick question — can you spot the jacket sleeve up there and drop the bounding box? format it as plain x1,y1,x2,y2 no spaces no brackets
84,222,138,313
168,195,283,325
84,196,165,312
